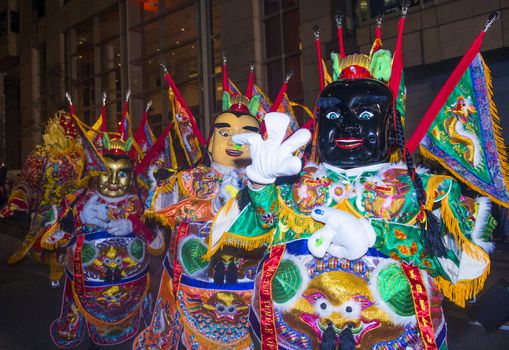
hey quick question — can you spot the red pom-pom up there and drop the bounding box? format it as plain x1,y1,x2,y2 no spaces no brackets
339,65,372,80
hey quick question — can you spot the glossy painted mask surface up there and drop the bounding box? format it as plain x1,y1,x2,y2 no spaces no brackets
208,112,260,168
317,79,393,168
97,156,133,198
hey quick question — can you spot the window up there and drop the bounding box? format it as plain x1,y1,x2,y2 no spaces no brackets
70,17,97,124
9,10,19,33
0,10,19,35
263,0,303,118
63,1,222,134
128,0,222,133
128,1,200,132
32,0,45,21
0,13,6,36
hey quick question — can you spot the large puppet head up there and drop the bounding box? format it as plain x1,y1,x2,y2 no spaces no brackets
96,131,135,198
97,154,134,198
209,59,262,168
208,109,260,168
317,78,394,168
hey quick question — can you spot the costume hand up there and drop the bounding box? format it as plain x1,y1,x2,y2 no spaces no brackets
308,207,376,260
44,229,66,245
106,218,133,236
0,206,13,218
80,195,109,228
232,112,311,185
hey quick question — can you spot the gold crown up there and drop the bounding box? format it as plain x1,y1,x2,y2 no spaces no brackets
337,54,371,74
103,133,133,155
230,94,250,108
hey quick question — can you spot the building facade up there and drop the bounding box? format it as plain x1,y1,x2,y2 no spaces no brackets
0,0,508,168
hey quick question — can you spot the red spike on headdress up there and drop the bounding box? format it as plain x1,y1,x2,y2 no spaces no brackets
117,90,131,139
335,12,346,58
375,15,382,40
270,71,293,112
101,92,107,132
313,25,325,91
65,92,76,115
245,62,255,99
130,100,152,160
222,54,230,95
388,5,407,98
370,14,383,55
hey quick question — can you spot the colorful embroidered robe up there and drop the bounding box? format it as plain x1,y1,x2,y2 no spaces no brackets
210,162,494,349
135,163,257,350
4,143,83,282
42,188,154,347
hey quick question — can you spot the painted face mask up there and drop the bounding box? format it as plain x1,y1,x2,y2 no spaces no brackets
207,112,260,168
97,156,134,198
317,79,394,168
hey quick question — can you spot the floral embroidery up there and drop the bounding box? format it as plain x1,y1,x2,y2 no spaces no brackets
394,229,407,240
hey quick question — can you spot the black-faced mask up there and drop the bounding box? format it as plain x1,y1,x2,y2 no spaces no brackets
317,79,394,168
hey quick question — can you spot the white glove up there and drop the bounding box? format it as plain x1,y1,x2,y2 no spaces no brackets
308,207,376,260
44,229,66,245
80,195,109,228
106,218,133,236
232,112,311,185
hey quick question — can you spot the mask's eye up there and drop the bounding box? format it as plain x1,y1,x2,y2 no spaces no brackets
358,111,374,120
104,258,111,264
218,130,231,137
216,303,226,314
118,170,128,178
314,298,334,318
338,300,361,319
325,112,341,120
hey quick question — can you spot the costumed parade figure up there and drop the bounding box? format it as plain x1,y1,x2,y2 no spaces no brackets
135,62,267,350
1,111,84,286
41,96,163,348
209,9,494,350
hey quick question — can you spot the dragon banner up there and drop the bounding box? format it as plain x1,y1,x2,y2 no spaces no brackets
419,53,509,207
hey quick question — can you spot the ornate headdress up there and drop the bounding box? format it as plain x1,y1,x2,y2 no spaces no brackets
65,91,145,177
42,111,80,154
98,90,138,160
221,56,261,117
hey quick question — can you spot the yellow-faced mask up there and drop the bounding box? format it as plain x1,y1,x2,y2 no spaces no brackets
97,156,134,198
207,112,260,168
